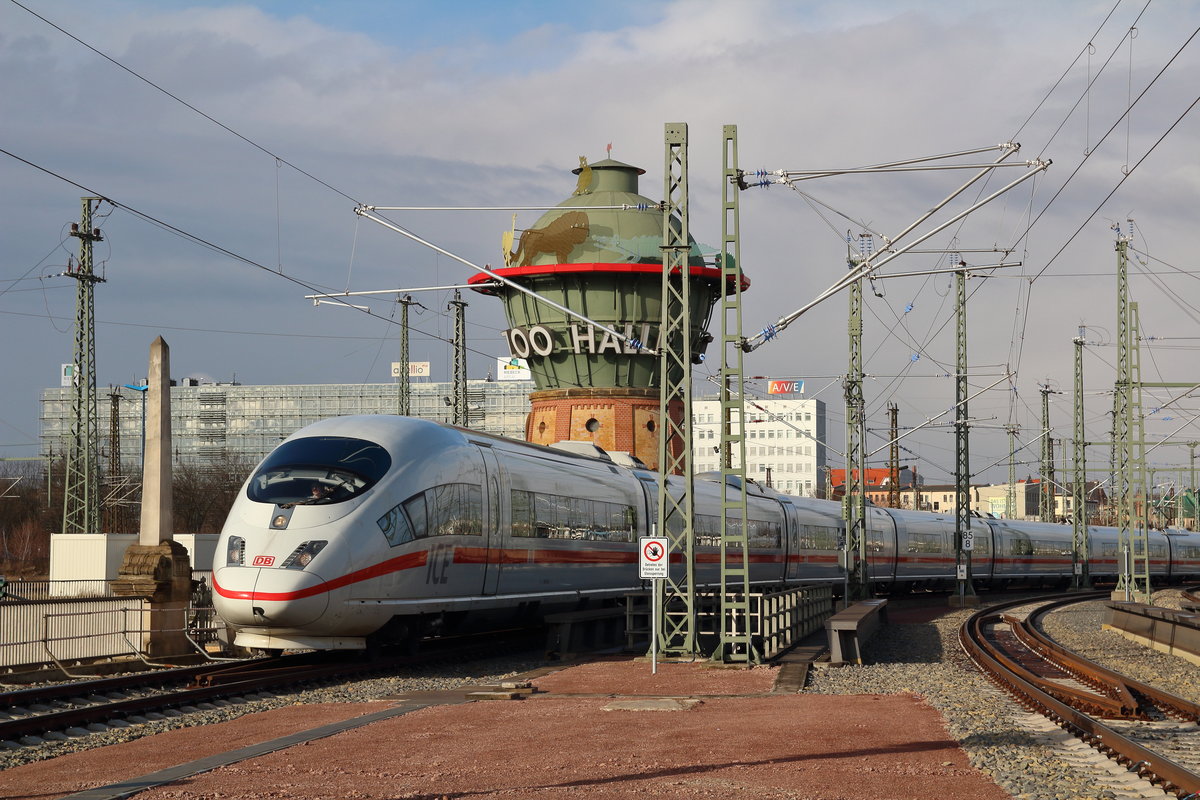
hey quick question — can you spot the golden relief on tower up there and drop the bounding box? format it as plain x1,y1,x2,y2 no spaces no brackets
573,156,593,195
501,213,517,266
506,210,590,267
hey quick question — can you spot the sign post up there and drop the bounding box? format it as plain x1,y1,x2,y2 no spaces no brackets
639,532,668,674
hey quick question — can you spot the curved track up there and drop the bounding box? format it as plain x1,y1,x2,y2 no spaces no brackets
960,593,1200,798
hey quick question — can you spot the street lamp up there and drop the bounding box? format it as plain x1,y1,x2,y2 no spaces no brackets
123,383,148,474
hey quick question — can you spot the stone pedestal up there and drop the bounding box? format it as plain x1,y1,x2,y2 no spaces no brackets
110,540,193,657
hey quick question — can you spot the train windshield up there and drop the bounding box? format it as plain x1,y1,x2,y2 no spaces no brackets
247,436,392,507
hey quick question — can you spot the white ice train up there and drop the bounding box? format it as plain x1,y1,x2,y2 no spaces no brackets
212,415,1200,652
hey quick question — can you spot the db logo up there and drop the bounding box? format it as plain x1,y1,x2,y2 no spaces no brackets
252,555,275,567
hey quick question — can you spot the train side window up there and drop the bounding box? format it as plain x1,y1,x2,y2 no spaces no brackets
694,514,720,547
376,502,415,547
428,483,483,536
970,530,991,554
1008,532,1032,556
570,498,594,539
516,488,637,542
402,493,428,539
807,525,838,550
747,519,781,549
511,490,535,537
608,504,636,542
533,493,555,538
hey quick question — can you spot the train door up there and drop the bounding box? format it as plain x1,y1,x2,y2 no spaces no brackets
477,445,504,596
780,499,800,582
866,507,898,583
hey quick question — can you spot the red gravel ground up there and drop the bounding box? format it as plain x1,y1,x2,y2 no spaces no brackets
0,658,1011,800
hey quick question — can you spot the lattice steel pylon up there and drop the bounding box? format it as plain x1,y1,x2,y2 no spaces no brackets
954,268,976,599
655,122,698,657
1039,386,1054,522
887,404,900,509
1127,301,1152,602
714,124,754,663
1006,424,1019,519
62,197,106,535
397,295,416,416
842,235,869,601
1112,232,1152,601
1072,329,1091,588
103,388,122,533
449,290,468,426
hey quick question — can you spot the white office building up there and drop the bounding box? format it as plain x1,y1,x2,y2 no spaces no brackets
40,380,535,469
690,396,827,497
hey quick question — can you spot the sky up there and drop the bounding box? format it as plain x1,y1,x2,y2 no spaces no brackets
2,0,1199,489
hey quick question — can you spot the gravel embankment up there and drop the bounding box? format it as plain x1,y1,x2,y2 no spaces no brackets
806,591,1190,800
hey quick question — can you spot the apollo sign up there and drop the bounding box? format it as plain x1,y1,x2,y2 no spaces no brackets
502,322,658,359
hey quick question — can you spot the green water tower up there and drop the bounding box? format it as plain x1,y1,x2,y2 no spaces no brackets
469,157,747,469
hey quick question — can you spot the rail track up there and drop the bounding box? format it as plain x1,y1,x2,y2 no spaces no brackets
1181,586,1200,612
960,592,1200,798
0,630,537,750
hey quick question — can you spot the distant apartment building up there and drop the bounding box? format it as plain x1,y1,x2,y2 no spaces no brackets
41,379,535,469
689,396,827,497
829,466,921,506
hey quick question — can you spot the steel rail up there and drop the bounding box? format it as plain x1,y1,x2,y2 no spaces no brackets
0,664,216,713
1181,586,1200,612
960,594,1200,798
1025,598,1200,722
0,629,539,749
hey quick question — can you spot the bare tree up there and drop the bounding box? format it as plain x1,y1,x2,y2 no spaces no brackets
0,462,53,577
172,455,255,534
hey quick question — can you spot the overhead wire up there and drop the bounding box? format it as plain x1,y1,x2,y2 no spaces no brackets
1021,22,1200,282
0,147,538,375
6,0,558,389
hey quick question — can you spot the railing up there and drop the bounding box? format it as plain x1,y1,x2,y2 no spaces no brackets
757,583,834,659
626,582,835,660
0,596,148,670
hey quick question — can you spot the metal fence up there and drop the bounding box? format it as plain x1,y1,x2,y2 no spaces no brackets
625,582,836,660
1,596,148,670
0,577,226,671
3,579,115,601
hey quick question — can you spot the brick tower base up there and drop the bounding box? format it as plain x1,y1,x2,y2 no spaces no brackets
526,387,683,473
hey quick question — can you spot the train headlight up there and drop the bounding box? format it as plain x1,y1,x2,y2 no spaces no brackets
281,540,327,570
227,536,246,566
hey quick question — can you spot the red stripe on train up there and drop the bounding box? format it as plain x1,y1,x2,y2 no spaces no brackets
213,551,427,601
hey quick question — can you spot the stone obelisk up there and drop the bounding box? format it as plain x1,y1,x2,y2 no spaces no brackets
139,336,173,545
110,337,192,656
